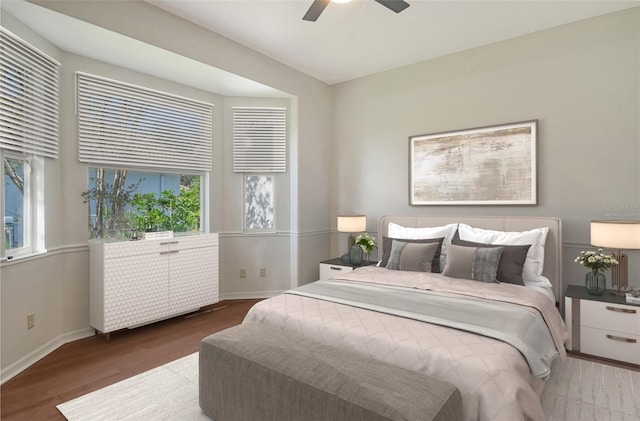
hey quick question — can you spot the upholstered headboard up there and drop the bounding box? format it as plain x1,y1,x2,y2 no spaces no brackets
378,215,563,303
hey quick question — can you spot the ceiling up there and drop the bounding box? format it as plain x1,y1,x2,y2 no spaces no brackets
3,0,639,96
2,0,288,97
148,0,640,85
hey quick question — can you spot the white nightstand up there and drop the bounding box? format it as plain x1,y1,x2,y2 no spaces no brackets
565,285,640,366
319,258,377,281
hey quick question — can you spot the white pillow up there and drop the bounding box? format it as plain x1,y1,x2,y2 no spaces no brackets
457,223,550,286
387,222,458,270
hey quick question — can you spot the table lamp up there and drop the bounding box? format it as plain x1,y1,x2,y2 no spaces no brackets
591,220,640,296
337,215,366,253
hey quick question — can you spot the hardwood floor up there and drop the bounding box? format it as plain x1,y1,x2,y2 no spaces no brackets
1,299,261,421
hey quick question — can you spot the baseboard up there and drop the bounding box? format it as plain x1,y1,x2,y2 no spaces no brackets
220,290,283,301
1,327,94,385
567,350,640,372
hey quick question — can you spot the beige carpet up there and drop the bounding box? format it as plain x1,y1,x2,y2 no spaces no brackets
57,353,640,420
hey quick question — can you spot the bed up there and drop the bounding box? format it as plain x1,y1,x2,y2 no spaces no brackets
244,215,568,421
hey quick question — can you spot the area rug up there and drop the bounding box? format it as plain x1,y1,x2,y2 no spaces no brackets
57,354,640,420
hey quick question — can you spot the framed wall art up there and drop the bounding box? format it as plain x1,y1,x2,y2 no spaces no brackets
409,120,537,205
243,174,275,232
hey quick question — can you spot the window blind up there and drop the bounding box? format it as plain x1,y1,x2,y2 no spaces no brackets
77,72,213,172
233,107,286,172
0,27,60,159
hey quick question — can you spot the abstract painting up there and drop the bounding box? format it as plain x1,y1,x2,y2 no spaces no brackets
410,121,537,205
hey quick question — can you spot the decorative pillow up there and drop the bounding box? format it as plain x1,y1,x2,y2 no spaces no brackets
443,244,504,283
387,223,457,270
386,241,440,273
457,224,549,285
451,231,530,285
379,236,444,272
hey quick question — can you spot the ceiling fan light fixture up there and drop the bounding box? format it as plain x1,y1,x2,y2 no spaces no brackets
303,0,408,21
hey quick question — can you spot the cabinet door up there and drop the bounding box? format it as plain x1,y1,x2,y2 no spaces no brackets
168,245,219,314
103,253,169,332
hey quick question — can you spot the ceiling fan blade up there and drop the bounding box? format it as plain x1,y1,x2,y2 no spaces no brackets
303,0,331,21
374,0,410,13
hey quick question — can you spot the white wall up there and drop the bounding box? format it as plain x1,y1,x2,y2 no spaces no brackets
331,7,640,288
32,0,333,287
219,97,293,297
1,1,334,379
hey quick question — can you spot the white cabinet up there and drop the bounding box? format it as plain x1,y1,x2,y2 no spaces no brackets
580,300,640,365
565,285,640,366
90,233,219,335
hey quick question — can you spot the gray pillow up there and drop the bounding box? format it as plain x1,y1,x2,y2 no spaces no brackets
443,244,504,283
451,230,530,285
386,241,440,273
380,236,444,272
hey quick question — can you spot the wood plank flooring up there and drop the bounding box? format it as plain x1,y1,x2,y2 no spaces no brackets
1,299,260,421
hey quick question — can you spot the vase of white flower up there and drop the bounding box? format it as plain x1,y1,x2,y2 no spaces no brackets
355,233,376,264
585,270,607,296
349,245,363,265
574,248,618,296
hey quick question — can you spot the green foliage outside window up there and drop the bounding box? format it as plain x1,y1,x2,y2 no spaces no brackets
129,178,200,233
83,169,201,239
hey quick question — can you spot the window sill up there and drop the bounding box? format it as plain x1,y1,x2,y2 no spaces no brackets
1,250,48,267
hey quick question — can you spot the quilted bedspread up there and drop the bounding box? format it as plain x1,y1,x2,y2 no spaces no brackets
243,267,568,421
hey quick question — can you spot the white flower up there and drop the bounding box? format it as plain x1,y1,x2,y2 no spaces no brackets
575,248,618,272
356,233,376,253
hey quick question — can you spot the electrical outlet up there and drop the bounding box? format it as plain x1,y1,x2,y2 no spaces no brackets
27,313,35,329
260,268,266,277
239,269,246,278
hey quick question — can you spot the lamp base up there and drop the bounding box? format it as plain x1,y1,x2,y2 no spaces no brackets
611,251,628,298
347,234,356,250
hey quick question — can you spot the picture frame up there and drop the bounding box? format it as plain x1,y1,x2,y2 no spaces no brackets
409,120,537,205
243,174,275,232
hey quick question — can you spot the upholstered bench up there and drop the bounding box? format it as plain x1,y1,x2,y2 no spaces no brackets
199,323,462,421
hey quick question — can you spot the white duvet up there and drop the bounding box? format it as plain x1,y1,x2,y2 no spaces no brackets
243,267,568,421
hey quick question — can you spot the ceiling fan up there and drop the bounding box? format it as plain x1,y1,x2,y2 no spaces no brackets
303,0,410,22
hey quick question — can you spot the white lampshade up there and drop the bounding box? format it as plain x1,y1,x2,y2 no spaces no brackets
591,220,640,250
337,215,366,233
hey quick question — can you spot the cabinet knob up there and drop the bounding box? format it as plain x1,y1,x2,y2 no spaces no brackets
329,266,343,271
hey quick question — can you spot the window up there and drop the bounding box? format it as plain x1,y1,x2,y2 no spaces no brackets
2,152,44,259
233,107,286,173
76,73,212,239
85,168,204,239
3,155,29,252
0,28,59,158
1,28,59,259
243,174,274,233
76,72,212,171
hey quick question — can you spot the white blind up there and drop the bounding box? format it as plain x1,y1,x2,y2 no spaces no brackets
0,27,60,159
233,107,286,172
77,72,213,171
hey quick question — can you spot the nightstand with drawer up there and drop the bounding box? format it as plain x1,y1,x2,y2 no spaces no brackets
565,284,640,366
319,258,377,281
